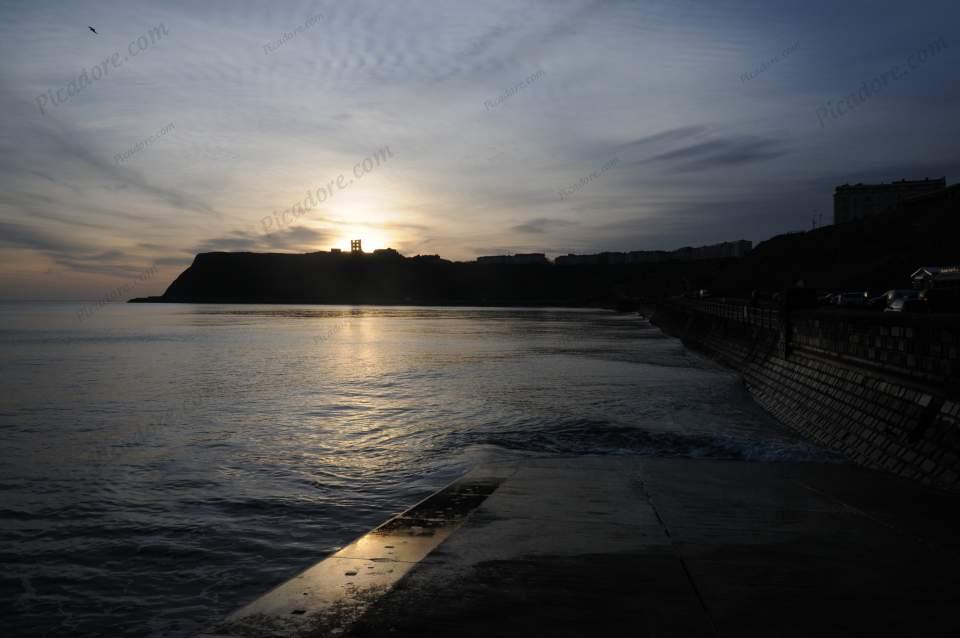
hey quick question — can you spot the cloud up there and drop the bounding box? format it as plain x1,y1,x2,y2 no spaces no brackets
0,82,219,220
268,226,335,251
0,220,156,276
1,0,959,296
190,232,262,254
0,220,84,254
154,256,193,267
618,126,710,156
375,221,430,231
54,252,149,277
587,191,816,251
648,136,787,172
512,217,577,234
190,225,335,255
323,217,428,232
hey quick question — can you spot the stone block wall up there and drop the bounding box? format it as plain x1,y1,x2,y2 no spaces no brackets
790,312,959,382
652,300,960,490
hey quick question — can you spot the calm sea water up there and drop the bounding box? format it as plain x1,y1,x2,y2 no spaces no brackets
0,303,835,637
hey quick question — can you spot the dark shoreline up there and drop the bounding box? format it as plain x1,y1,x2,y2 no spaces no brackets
128,295,636,310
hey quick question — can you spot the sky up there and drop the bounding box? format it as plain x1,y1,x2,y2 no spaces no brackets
0,0,958,300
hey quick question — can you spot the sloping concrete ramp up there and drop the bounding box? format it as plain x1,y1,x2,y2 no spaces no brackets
201,458,960,637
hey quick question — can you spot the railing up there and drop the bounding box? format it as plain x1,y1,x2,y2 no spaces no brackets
665,298,781,330
660,298,958,382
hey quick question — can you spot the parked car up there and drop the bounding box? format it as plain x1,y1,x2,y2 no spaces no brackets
885,296,927,313
832,292,869,307
871,289,918,310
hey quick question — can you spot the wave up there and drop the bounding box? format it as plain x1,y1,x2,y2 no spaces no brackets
461,418,841,464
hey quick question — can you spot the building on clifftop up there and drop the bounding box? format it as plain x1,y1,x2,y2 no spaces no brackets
834,177,946,224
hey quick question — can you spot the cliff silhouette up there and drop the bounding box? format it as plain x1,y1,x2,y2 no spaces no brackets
131,185,958,306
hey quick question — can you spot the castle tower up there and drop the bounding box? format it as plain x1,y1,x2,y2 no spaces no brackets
350,239,362,253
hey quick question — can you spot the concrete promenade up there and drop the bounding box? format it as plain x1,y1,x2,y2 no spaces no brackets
202,457,960,637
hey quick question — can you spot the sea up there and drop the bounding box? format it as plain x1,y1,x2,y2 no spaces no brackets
0,303,837,637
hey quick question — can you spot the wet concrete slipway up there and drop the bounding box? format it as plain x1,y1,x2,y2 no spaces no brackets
200,457,960,637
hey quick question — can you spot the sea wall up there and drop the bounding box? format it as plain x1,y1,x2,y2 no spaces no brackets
652,300,960,489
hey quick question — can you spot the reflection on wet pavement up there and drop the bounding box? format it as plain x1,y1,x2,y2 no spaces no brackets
202,467,510,637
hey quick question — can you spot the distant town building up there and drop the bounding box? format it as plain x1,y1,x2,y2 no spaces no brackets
512,253,549,264
477,253,549,265
350,239,362,253
555,254,600,265
555,240,752,265
834,177,946,224
599,252,627,265
625,250,674,264
688,240,753,259
911,266,960,290
330,248,342,254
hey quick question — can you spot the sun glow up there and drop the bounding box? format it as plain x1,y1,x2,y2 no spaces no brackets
332,230,392,252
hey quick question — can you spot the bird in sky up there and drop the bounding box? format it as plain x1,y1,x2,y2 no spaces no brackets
88,26,98,35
